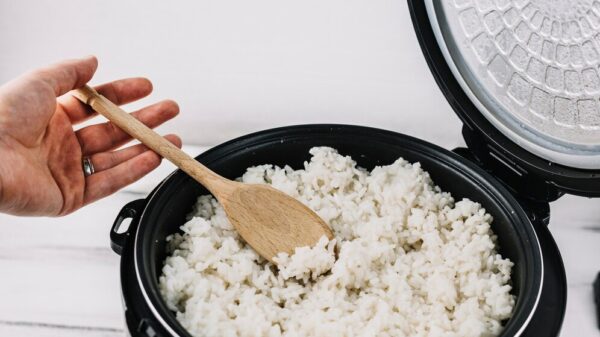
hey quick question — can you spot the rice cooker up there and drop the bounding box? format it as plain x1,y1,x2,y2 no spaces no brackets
109,1,600,336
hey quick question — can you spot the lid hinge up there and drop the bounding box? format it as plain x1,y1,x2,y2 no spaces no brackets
454,145,552,227
453,126,567,227
458,125,564,203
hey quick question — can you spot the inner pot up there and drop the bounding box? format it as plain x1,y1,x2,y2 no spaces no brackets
130,124,543,337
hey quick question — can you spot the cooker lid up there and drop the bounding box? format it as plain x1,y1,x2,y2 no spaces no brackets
423,0,600,170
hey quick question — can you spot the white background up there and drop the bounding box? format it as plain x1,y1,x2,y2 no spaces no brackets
0,1,598,336
0,0,461,146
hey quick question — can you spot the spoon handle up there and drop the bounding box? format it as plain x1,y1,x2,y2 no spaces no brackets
72,85,229,194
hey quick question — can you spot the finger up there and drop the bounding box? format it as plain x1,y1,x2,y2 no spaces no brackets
26,56,98,97
83,137,183,204
88,134,181,172
59,77,153,124
76,99,179,155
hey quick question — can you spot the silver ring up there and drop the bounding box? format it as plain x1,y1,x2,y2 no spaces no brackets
82,157,95,177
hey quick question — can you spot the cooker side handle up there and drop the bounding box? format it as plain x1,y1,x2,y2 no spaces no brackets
111,199,146,255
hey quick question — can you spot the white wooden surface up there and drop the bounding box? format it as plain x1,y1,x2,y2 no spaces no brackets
0,143,598,337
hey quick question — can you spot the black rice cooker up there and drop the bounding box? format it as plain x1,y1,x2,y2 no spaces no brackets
110,1,600,336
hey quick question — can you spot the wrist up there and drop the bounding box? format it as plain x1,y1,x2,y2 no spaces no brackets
0,165,3,209
0,136,7,211
0,150,4,211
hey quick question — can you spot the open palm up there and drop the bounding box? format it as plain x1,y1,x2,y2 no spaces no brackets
0,57,181,216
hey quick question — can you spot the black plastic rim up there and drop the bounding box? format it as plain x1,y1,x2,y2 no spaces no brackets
120,125,543,337
407,0,600,197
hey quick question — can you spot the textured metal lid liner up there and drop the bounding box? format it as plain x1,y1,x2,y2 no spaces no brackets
427,0,600,168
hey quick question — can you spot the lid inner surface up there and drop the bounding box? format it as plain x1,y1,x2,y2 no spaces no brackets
427,0,600,168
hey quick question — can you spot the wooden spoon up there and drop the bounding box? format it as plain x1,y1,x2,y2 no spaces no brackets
73,85,333,263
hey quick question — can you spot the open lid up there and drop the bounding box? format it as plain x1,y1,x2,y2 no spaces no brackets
409,0,600,199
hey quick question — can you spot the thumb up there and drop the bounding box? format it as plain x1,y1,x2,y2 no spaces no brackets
26,56,98,97
0,56,98,147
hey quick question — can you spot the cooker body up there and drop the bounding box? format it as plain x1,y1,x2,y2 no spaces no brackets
112,125,559,337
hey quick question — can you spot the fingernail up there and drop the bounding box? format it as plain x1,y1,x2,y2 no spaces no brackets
82,55,97,62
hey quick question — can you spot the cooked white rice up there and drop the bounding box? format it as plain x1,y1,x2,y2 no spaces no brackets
159,147,515,337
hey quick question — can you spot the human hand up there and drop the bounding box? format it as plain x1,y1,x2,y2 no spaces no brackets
0,56,181,216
